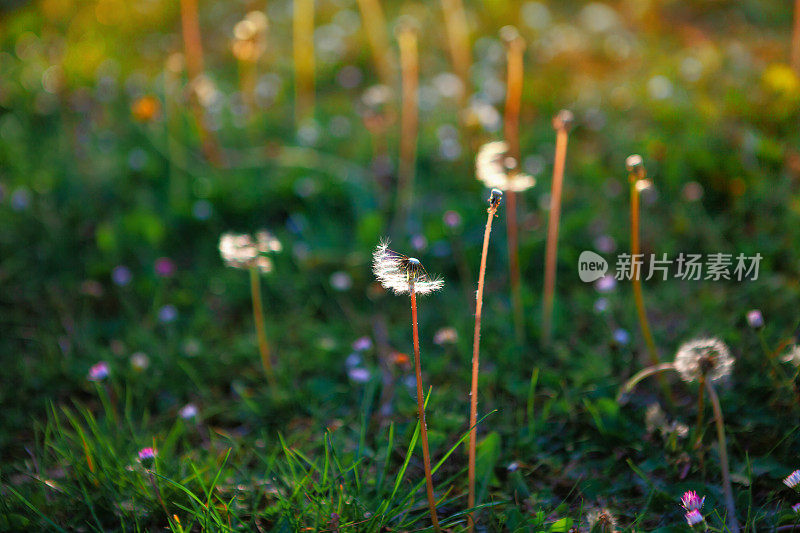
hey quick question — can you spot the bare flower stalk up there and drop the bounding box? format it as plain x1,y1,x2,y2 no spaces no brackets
541,110,573,345
467,189,502,532
626,156,659,367
793,0,800,75
502,27,526,344
394,22,419,234
694,373,706,472
410,284,442,532
355,0,393,87
440,0,471,109
179,0,221,164
705,380,739,533
293,0,315,125
250,267,276,386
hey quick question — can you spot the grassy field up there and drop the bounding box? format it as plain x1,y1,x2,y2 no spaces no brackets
3,0,800,530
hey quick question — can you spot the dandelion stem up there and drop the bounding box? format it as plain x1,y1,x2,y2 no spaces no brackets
617,362,676,401
410,285,442,532
468,192,501,532
629,180,658,367
293,0,315,125
694,373,706,473
395,24,419,235
503,32,525,344
793,0,800,75
249,266,276,386
179,0,221,165
705,380,739,533
355,0,393,87
542,115,571,345
440,0,471,109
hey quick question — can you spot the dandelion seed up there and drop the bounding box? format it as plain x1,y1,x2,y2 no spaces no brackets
785,469,800,488
88,361,110,381
674,337,734,383
475,141,536,192
685,508,704,526
681,490,705,512
179,403,198,420
372,241,443,295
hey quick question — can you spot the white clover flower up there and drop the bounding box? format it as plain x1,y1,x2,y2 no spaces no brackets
475,141,536,192
674,337,734,383
372,240,443,296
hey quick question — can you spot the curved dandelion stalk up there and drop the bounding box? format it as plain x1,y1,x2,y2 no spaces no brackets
541,110,574,345
467,189,502,532
372,242,442,531
293,0,315,125
705,381,739,533
501,27,526,344
249,266,275,386
394,21,419,235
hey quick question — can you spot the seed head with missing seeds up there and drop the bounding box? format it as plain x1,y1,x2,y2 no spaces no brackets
674,337,734,383
372,240,443,295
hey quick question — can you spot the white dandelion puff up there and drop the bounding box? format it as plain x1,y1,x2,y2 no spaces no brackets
219,231,280,273
372,240,443,295
475,141,536,192
674,337,734,383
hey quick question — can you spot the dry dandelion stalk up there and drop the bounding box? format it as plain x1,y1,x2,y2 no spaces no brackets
179,0,221,164
793,0,800,74
440,0,471,108
293,0,315,125
541,110,574,345
220,232,282,385
467,189,502,532
501,27,526,344
394,21,419,234
372,241,443,531
355,0,393,87
626,156,659,367
232,11,269,112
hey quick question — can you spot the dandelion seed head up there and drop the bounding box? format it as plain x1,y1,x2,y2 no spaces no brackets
674,337,734,382
219,231,280,272
586,508,617,531
488,188,503,210
372,240,443,295
476,142,536,192
625,154,646,181
785,469,800,488
552,109,574,132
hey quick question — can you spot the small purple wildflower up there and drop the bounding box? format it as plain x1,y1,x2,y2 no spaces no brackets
137,447,157,466
613,328,630,345
443,210,462,229
179,403,198,420
111,265,132,286
348,367,370,383
158,304,178,323
330,271,352,291
685,509,704,526
154,257,176,278
352,337,372,352
792,502,800,513
88,361,110,381
11,188,31,211
345,353,361,368
785,469,800,489
594,298,609,313
746,309,763,329
595,275,617,293
681,490,705,512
